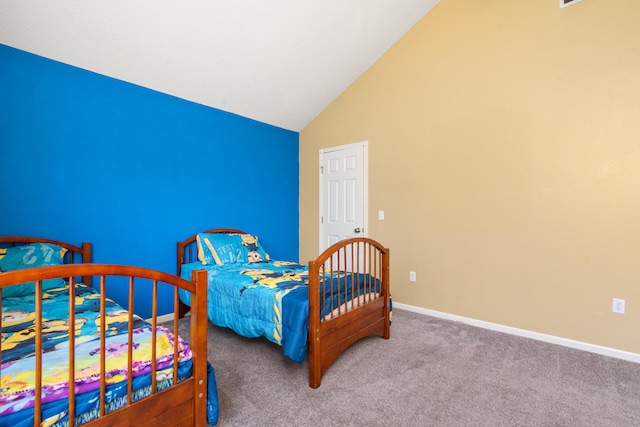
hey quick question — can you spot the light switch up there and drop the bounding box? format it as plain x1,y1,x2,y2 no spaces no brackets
378,210,384,220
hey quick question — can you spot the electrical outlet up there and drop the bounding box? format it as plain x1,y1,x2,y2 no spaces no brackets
409,271,416,282
612,298,625,314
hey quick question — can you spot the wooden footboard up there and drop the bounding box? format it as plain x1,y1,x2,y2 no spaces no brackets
308,238,390,388
0,263,209,426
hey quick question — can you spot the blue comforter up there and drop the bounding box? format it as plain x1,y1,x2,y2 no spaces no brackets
179,260,383,363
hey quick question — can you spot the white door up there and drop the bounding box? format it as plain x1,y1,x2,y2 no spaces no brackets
319,141,368,253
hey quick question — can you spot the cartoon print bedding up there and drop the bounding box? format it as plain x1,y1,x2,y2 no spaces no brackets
1,281,217,427
179,260,382,363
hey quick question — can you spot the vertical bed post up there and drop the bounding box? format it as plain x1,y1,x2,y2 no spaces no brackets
177,241,191,319
191,269,209,426
177,241,184,277
308,259,322,389
383,247,391,339
81,242,93,286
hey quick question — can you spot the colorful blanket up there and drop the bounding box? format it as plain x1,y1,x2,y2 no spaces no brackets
0,281,215,426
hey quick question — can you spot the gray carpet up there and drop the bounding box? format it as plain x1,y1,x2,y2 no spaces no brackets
171,309,640,426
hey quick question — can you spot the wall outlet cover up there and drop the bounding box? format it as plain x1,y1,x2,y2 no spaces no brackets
560,0,583,8
613,298,625,314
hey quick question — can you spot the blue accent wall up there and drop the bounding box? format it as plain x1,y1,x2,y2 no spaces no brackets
0,44,299,317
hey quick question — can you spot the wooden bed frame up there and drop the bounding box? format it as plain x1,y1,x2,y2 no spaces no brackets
0,237,210,426
177,228,390,388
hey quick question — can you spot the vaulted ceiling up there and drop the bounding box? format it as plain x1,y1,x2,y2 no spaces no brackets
0,1,440,131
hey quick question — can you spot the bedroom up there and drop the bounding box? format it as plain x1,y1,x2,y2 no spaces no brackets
1,0,639,420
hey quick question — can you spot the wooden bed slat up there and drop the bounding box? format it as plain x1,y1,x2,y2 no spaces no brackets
127,276,135,405
69,276,77,421
151,279,158,395
34,280,43,426
99,275,107,417
173,285,180,386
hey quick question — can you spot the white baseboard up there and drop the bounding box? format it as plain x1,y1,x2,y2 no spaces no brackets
393,302,640,364
149,313,175,324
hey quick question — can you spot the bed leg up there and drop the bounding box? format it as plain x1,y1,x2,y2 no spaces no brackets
309,347,321,389
309,327,321,388
308,259,322,389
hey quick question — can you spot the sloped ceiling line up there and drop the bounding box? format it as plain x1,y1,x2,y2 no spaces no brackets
0,0,440,131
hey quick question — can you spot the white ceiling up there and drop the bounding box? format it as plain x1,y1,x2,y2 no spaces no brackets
0,1,439,131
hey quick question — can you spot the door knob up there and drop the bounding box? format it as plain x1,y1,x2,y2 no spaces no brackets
354,228,361,233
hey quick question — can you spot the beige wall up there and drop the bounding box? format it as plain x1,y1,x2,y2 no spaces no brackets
300,0,640,354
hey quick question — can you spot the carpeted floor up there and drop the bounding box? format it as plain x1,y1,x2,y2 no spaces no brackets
172,309,640,426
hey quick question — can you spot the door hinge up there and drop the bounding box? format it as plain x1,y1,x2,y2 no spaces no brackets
320,166,324,174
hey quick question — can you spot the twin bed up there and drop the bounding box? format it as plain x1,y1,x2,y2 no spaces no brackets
0,237,215,426
1,230,390,425
177,228,391,388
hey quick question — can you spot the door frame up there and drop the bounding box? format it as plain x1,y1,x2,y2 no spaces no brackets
318,140,369,253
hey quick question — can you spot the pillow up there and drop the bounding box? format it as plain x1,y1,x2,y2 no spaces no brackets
238,234,270,264
196,233,271,265
0,243,67,298
196,233,245,266
0,244,66,261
